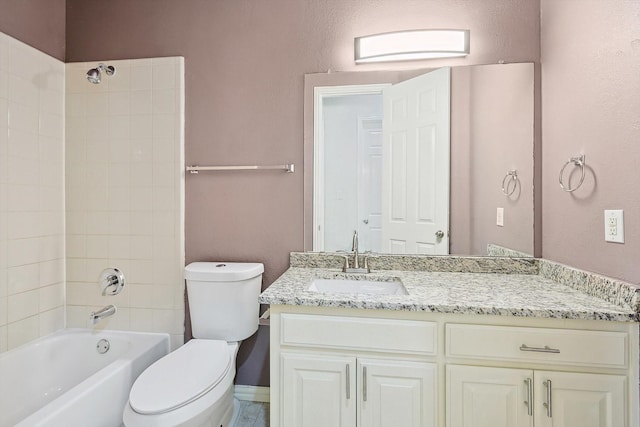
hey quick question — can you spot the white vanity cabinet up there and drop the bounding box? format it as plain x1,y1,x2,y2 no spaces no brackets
447,365,625,427
273,311,439,427
446,324,631,427
269,306,639,427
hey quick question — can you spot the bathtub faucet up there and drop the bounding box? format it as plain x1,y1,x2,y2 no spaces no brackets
90,305,117,325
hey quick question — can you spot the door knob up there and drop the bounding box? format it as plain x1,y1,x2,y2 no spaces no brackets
435,230,445,239
363,219,369,224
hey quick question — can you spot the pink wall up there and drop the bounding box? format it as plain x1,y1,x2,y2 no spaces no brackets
65,0,540,386
0,0,65,60
540,0,640,283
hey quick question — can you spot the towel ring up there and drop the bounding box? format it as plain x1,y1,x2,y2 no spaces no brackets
502,170,518,196
559,155,585,192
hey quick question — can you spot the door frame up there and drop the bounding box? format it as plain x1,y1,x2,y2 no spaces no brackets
312,84,390,251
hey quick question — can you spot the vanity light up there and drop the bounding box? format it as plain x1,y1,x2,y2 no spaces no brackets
354,29,470,63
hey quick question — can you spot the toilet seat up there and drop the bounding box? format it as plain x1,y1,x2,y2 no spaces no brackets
129,339,232,415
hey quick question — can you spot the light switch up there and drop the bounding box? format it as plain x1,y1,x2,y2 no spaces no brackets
496,207,504,227
604,210,624,243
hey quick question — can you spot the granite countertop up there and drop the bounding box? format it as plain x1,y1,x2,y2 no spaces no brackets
259,254,640,322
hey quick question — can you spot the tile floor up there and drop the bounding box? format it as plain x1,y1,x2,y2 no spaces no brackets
233,401,269,427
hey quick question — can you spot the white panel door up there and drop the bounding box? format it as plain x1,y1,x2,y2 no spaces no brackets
535,371,626,427
359,358,437,427
381,67,450,254
282,353,356,427
357,116,383,252
447,365,534,427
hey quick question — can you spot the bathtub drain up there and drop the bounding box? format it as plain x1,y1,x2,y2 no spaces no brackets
96,338,110,354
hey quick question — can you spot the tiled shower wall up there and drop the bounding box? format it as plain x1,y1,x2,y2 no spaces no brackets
0,32,65,352
65,57,185,348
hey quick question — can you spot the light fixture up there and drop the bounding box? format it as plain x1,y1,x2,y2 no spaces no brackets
354,29,470,63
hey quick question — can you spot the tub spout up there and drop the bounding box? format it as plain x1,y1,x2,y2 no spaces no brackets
90,305,117,325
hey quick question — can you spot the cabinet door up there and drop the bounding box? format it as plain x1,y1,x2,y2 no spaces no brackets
535,371,626,427
281,352,356,427
446,365,534,427
359,358,437,427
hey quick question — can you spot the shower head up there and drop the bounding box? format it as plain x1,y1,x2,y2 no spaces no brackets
86,63,116,84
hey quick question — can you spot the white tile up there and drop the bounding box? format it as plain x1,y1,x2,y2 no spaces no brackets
109,211,130,235
39,259,64,286
39,112,64,139
86,92,109,116
66,211,87,234
130,308,153,331
129,284,152,307
109,138,130,162
7,263,39,295
130,235,153,260
8,128,38,159
7,154,38,186
109,163,130,187
108,64,130,92
153,138,175,164
109,115,130,140
127,260,153,284
7,184,39,212
85,116,109,142
66,305,90,328
108,91,130,116
0,325,7,352
85,135,109,164
8,289,39,322
8,102,38,132
131,114,152,139
130,162,153,187
152,284,174,309
130,212,153,235
40,89,63,115
66,282,91,305
39,306,64,336
7,212,40,239
0,297,7,326
130,187,152,212
65,63,90,93
169,333,184,351
85,211,110,235
109,235,130,259
65,116,87,143
86,235,109,259
153,211,175,236
131,90,152,115
131,139,152,163
66,92,87,117
152,63,176,90
39,282,64,312
7,237,40,266
7,315,39,349
85,164,109,188
66,258,87,282
85,185,109,211
8,74,38,106
152,90,176,115
40,210,65,236
130,66,152,91
39,235,64,262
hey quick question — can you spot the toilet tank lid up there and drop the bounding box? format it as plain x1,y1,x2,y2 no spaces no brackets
185,262,264,281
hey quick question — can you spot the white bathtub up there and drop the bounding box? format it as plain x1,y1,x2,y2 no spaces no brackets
0,328,170,427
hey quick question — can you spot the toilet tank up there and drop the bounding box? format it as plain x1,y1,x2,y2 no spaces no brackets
185,262,264,341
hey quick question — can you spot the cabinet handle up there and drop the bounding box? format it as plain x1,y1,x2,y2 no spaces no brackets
524,378,533,416
543,379,553,417
363,366,368,402
520,344,560,354
346,364,350,399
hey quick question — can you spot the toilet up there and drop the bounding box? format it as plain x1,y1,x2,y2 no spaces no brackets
123,262,264,427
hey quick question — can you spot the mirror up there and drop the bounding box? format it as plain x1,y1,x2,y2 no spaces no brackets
303,63,535,256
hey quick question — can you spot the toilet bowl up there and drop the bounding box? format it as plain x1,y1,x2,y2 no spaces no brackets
123,262,264,427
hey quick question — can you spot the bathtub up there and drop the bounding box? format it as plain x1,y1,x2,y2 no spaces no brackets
0,328,170,427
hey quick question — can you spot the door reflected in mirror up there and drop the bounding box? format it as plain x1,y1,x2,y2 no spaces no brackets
304,63,535,257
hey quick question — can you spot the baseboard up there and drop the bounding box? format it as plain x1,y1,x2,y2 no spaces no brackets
234,385,270,403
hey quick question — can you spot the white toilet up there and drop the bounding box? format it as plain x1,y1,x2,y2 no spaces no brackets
123,262,264,427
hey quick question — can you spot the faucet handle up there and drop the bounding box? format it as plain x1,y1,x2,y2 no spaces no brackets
99,268,125,296
342,255,350,272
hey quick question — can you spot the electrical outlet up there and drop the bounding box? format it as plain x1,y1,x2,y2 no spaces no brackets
604,210,624,243
496,207,504,227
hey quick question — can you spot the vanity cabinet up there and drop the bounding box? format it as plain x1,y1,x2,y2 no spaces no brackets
269,307,639,427
276,313,438,427
447,365,626,427
446,324,629,427
281,353,436,427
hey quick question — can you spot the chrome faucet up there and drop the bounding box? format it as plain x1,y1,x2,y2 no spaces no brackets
90,305,117,325
343,230,370,273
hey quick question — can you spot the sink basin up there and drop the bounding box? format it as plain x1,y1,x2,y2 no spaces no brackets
308,277,408,295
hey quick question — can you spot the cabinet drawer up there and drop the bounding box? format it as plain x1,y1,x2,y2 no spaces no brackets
446,324,628,368
281,314,437,355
